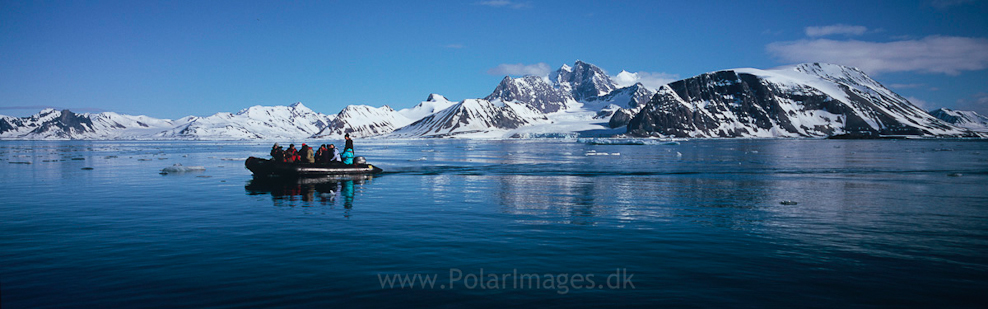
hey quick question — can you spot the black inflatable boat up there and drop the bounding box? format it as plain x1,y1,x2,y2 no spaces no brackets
245,156,383,177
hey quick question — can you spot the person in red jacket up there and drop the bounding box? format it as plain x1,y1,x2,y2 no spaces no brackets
285,144,297,163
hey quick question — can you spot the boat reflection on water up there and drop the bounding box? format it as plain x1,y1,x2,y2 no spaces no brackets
245,175,375,210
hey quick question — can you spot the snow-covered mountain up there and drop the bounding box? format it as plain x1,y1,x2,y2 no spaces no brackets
4,61,983,140
484,75,578,113
0,109,184,140
482,60,625,114
390,99,548,138
929,108,988,132
0,102,409,140
311,105,411,138
156,102,333,140
583,82,655,128
551,60,619,102
398,94,457,122
626,63,980,138
396,61,648,138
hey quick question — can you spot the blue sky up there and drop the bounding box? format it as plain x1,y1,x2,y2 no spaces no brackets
2,0,987,118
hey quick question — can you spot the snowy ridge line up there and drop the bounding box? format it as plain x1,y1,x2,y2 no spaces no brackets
2,61,985,140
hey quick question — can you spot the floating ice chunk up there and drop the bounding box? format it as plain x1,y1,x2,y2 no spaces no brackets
161,163,206,173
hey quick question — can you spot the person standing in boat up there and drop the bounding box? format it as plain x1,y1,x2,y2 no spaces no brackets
285,144,297,163
343,133,354,152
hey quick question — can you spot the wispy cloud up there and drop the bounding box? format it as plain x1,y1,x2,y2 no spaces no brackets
612,71,680,90
889,83,925,89
0,105,57,110
905,96,933,110
476,0,531,9
766,36,988,75
956,92,988,115
487,63,550,76
805,24,868,37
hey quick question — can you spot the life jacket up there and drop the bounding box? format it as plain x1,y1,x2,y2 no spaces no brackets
285,148,297,163
342,149,355,164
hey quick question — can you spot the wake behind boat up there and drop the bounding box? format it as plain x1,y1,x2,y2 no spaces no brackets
245,157,383,177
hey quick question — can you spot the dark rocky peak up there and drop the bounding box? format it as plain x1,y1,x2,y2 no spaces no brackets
550,60,618,101
29,109,96,136
485,75,573,113
426,94,447,102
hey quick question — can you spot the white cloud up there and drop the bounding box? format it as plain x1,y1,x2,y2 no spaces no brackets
487,63,551,76
905,96,933,110
612,71,680,90
766,36,988,75
476,1,531,9
956,92,988,115
890,83,925,89
805,24,868,37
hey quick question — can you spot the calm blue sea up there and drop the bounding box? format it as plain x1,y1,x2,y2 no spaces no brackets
2,139,987,308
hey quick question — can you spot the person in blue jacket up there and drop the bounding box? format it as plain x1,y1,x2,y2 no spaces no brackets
341,147,355,165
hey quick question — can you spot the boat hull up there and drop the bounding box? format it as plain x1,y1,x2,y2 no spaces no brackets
245,157,383,177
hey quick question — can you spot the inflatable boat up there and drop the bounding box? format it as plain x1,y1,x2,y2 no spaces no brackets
245,156,383,177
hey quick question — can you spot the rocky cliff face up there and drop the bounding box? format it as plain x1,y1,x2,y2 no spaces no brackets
550,60,619,102
484,75,576,113
626,63,978,138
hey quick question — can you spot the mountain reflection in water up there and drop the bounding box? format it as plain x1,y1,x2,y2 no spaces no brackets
245,176,374,209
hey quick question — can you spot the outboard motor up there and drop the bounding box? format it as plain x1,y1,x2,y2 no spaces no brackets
354,156,366,164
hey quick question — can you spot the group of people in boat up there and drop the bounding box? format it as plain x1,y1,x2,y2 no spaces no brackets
269,133,356,165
